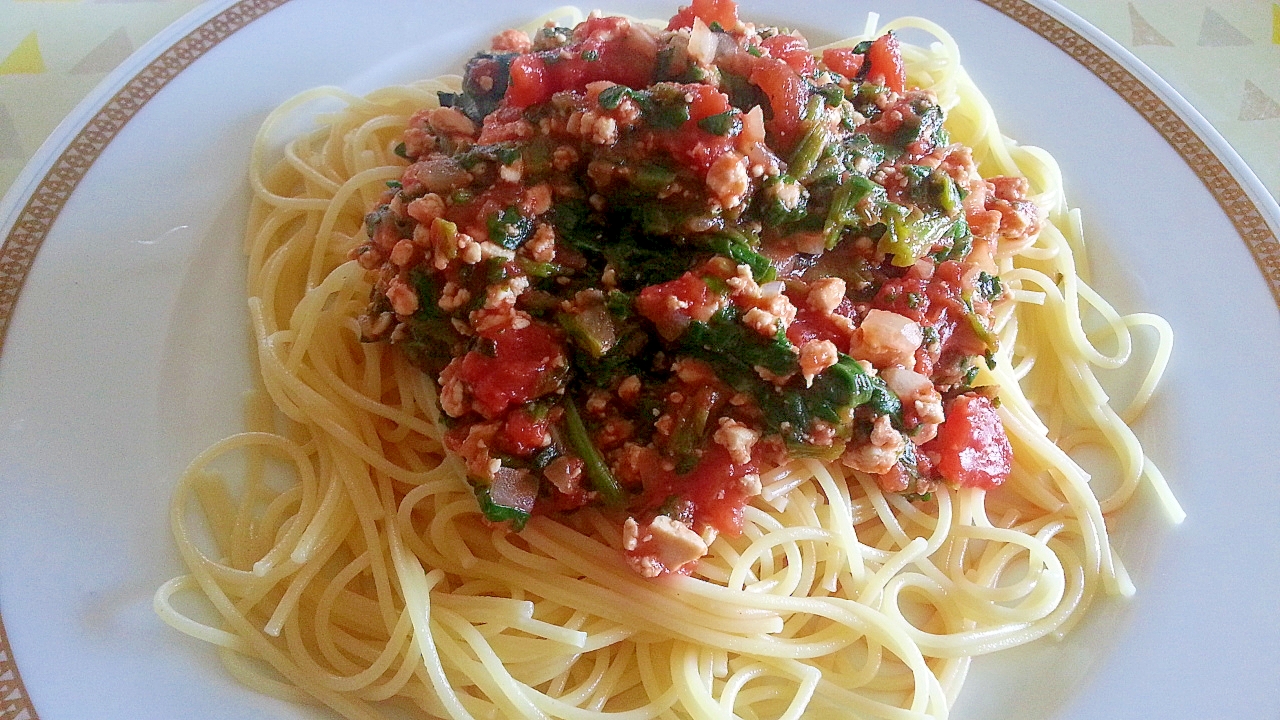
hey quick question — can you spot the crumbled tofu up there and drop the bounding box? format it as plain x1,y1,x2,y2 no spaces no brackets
743,307,779,336
622,517,641,551
491,28,532,53
523,183,553,216
405,193,445,225
438,362,468,418
499,159,523,183
389,239,416,267
438,281,471,312
806,277,846,314
798,339,839,387
713,417,760,465
840,414,905,475
726,264,760,298
426,107,477,138
385,276,419,316
707,152,750,209
646,516,709,571
617,375,641,402
523,223,556,263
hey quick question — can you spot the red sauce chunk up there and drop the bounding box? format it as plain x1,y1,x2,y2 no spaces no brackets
925,394,1012,489
351,0,1042,578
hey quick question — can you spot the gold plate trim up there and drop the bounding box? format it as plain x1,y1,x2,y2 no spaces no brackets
0,7,287,718
976,0,1280,305
1,1,1277,718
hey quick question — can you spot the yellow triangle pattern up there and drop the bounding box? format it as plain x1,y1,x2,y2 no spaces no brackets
1129,3,1174,47
0,32,45,75
1273,3,1280,45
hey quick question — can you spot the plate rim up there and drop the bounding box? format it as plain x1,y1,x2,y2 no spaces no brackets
0,0,1277,717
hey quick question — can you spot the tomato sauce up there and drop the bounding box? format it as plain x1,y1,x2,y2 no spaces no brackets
352,0,1036,578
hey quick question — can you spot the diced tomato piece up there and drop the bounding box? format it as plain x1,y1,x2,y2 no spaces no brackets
748,57,809,148
667,0,739,30
925,394,1011,489
580,14,630,41
496,407,551,457
865,33,905,93
873,278,930,323
454,321,564,419
786,306,849,350
761,34,815,76
506,54,550,108
682,444,755,534
537,41,655,98
634,444,756,539
636,273,716,341
686,84,732,122
821,47,864,79
666,6,697,30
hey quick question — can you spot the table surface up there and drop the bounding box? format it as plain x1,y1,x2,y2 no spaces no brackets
1,0,1277,205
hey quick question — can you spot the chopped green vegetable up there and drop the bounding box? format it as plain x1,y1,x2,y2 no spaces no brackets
632,163,677,192
973,271,1004,303
559,303,618,359
929,172,962,216
634,85,691,129
563,397,624,505
680,306,796,378
759,176,809,227
598,84,631,110
487,206,533,250
669,388,719,473
789,97,831,181
697,110,741,136
704,231,776,283
877,206,954,267
823,175,886,249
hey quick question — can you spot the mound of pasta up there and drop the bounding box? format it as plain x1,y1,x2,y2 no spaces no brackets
156,2,1180,718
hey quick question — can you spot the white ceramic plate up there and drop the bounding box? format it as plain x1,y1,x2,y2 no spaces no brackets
2,1,1278,718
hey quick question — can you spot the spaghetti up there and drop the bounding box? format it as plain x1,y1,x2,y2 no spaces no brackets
155,5,1181,719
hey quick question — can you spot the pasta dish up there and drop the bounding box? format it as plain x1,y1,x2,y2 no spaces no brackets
155,2,1181,717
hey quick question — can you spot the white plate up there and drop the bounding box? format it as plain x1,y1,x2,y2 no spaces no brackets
1,1,1278,718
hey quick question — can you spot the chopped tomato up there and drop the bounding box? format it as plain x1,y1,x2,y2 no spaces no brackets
686,84,732,122
748,58,809,148
925,394,1011,489
636,273,716,341
682,444,756,534
637,444,756,537
496,408,551,457
865,33,906,93
545,44,655,95
506,54,550,108
786,306,850,350
821,47,864,79
657,85,737,171
667,0,739,30
454,322,565,419
761,34,815,76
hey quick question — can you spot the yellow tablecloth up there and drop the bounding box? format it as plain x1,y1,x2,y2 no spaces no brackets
0,0,1277,201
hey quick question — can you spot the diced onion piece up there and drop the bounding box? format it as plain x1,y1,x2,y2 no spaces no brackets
489,467,537,513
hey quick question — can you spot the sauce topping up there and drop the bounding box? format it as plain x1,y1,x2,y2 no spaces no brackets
353,0,1041,576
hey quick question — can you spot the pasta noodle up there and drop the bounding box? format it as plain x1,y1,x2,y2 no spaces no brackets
155,10,1181,719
